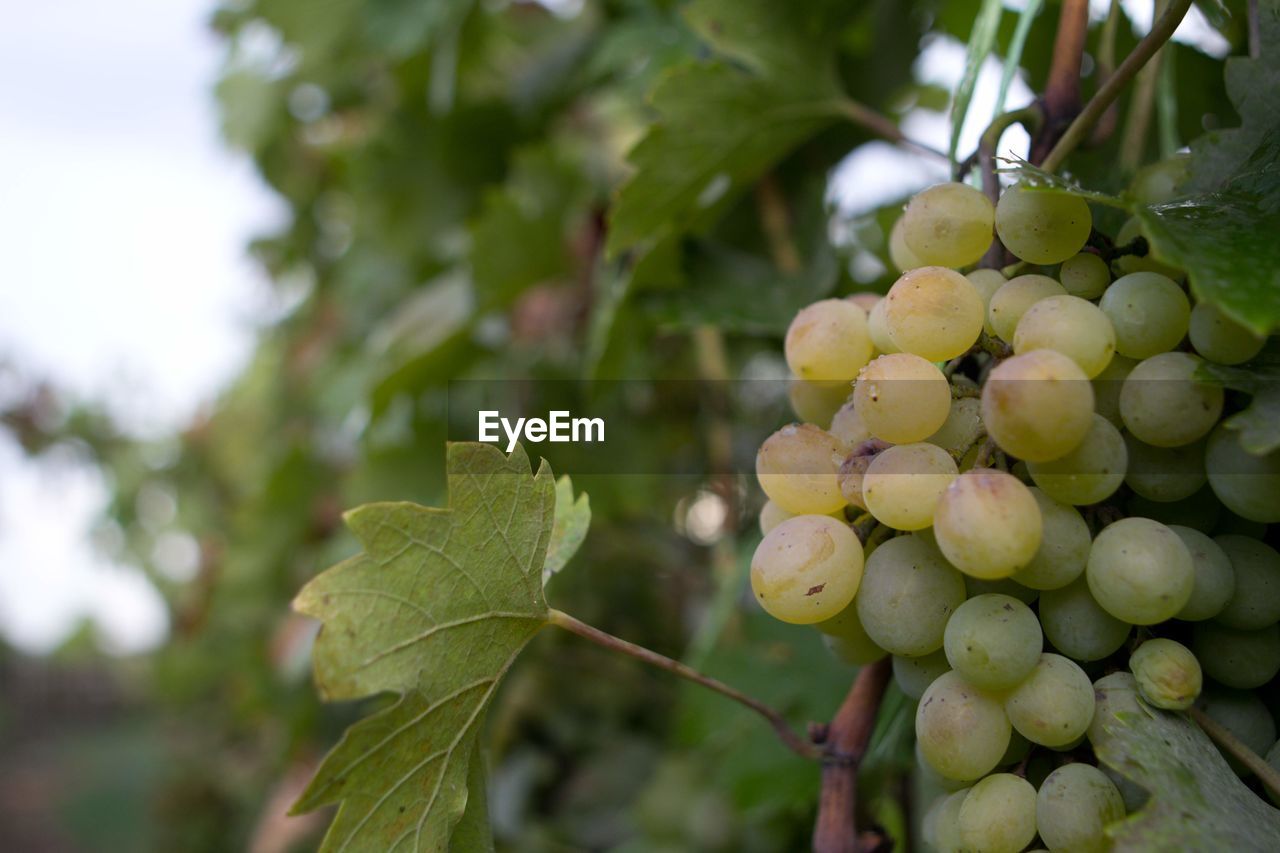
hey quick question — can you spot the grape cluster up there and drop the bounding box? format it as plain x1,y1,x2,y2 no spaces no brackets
752,167,1280,852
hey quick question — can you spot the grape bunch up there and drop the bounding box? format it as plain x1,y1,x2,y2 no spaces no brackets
751,166,1280,852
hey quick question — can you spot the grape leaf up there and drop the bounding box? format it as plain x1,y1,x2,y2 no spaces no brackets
605,0,855,256
1135,3,1280,334
950,0,1003,163
544,474,590,585
1197,359,1280,454
1096,706,1280,851
291,442,560,850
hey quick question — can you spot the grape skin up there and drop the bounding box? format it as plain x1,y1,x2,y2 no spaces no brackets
1205,424,1280,523
916,671,1012,781
925,396,984,457
884,266,985,361
1098,272,1190,359
901,182,995,268
995,184,1092,264
784,298,874,382
981,349,1094,462
1169,525,1235,621
819,602,888,665
787,378,848,427
755,423,848,515
1012,488,1090,590
1059,251,1110,299
1192,622,1280,689
1213,534,1280,629
1119,352,1224,447
966,268,1006,336
923,789,969,851
1004,653,1095,747
1026,413,1127,506
867,297,900,354
1087,671,1143,750
892,649,950,700
943,594,1042,690
1123,434,1206,502
1195,687,1278,777
853,353,951,444
1035,763,1125,853
1086,517,1194,625
1189,301,1265,365
934,470,1043,580
957,773,1038,853
828,399,872,450
1092,353,1138,428
862,442,958,531
1039,578,1131,662
855,534,966,656
987,274,1066,342
1130,638,1201,710
750,515,864,624
1013,294,1116,378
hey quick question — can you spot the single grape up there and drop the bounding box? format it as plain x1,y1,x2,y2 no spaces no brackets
1035,763,1126,853
862,443,958,531
987,274,1066,342
758,500,790,535
884,266,985,361
1098,271,1190,359
1169,525,1235,621
845,291,882,314
1213,534,1280,629
1086,517,1194,625
836,441,883,511
995,184,1092,264
1092,353,1138,428
1013,488,1090,590
901,182,995,267
925,396,984,458
1124,433,1206,502
1120,352,1224,447
934,469,1043,579
1026,413,1126,505
1013,294,1116,378
1039,578,1131,662
1087,671,1144,750
756,423,847,514
964,574,1039,604
1195,687,1278,777
982,349,1094,462
888,216,926,272
916,671,1012,781
1130,638,1202,710
784,298,874,382
943,594,1042,690
893,649,951,700
1114,217,1184,279
957,773,1038,853
1205,424,1280,523
1189,301,1265,365
853,353,951,443
750,515,864,624
1126,485,1221,534
855,534,966,655
966,268,1006,335
1192,621,1280,689
1005,653,1095,747
828,399,873,450
1129,154,1190,204
787,379,848,428
1059,252,1110,299
867,297,900,354
922,789,969,851
819,601,889,665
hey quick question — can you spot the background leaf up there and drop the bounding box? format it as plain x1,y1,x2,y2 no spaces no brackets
544,475,591,584
950,0,1004,164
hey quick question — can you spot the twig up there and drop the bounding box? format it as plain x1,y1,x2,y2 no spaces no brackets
755,175,802,274
549,609,823,760
1031,0,1089,164
1188,705,1280,801
835,99,950,162
813,659,893,853
1040,0,1194,174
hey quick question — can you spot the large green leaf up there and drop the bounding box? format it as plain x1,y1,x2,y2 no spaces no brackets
1135,3,1280,334
291,443,562,850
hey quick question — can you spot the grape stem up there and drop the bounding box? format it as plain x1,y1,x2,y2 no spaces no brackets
1031,0,1089,164
1188,705,1280,801
1040,0,1194,174
812,658,893,853
547,609,824,760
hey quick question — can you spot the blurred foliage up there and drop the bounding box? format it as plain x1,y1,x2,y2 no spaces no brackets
0,0,1256,850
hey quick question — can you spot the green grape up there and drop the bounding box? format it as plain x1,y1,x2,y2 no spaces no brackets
1126,486,1221,534
925,396,984,457
901,182,995,267
756,423,847,514
862,442,959,530
1013,488,1090,590
1189,301,1266,365
829,399,873,450
1120,352,1224,447
943,594,1042,690
1005,653,1095,747
982,349,1094,462
916,671,1012,781
893,649,950,700
884,266,985,361
853,353,951,443
845,291,882,314
1086,517,1194,625
1087,671,1143,750
923,789,969,851
1026,413,1126,505
1035,763,1126,853
758,500,790,535
1059,251,1110,299
1195,687,1277,777
855,534,966,655
987,274,1066,342
787,379,848,428
1206,424,1280,523
823,626,889,666
1114,217,1184,279
1098,272,1190,359
1123,434,1206,502
1092,353,1138,428
889,216,927,272
1013,294,1116,378
1214,535,1280,629
750,515,864,624
995,184,1092,264
965,574,1039,604
1129,154,1190,204
934,470,1043,579
1130,638,1202,710
867,297,901,354
1169,526,1235,621
1039,579,1130,662
784,298,874,382
1192,622,1280,689
957,773,1038,853
966,268,1006,335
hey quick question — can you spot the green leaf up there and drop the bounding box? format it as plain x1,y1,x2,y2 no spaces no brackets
950,0,1004,163
1135,5,1280,333
1197,360,1280,454
291,442,557,849
998,156,1132,209
993,0,1043,119
1194,0,1232,30
1096,707,1280,850
544,475,590,584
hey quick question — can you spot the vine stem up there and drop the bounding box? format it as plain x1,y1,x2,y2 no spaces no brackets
1040,0,1194,174
548,609,823,760
812,658,893,853
1188,705,1280,800
1031,0,1089,164
835,99,949,161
